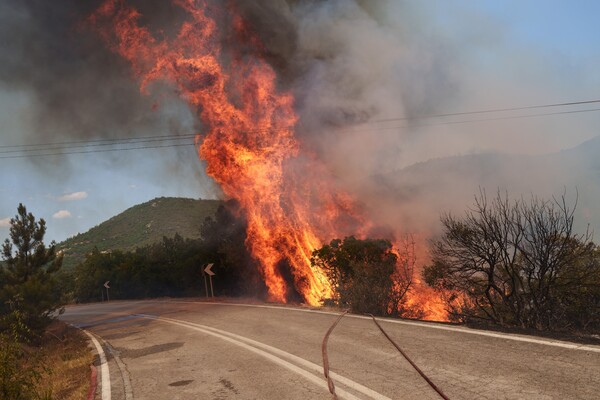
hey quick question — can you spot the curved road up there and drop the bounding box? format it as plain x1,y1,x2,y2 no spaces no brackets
61,300,600,400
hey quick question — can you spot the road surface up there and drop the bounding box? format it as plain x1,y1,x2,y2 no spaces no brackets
61,299,600,400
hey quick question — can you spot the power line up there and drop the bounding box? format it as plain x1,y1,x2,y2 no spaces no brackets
369,98,600,124
335,107,600,133
0,143,195,159
0,133,198,149
1,98,599,159
0,136,196,154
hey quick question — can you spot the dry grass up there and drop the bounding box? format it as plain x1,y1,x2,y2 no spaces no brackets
36,321,93,400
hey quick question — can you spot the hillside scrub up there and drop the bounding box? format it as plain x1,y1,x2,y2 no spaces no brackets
424,190,600,332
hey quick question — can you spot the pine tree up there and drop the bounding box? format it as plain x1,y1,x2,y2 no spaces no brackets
0,204,63,334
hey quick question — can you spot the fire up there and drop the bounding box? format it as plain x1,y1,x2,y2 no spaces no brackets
90,0,448,320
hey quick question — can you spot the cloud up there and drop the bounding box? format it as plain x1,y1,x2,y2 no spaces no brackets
57,191,88,201
52,210,72,219
0,218,10,227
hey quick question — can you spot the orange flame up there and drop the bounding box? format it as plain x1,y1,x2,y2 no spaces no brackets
91,1,447,320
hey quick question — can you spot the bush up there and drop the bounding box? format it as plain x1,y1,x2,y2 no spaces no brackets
311,236,414,316
0,310,50,400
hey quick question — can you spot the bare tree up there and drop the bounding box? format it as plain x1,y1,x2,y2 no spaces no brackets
424,189,599,331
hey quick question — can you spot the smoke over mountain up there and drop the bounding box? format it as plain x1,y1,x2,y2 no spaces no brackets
1,0,598,241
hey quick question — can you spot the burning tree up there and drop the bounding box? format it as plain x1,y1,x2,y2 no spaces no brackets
424,190,600,331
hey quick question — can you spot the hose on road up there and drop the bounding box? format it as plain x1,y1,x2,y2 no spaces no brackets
368,314,450,400
321,311,450,400
321,310,349,399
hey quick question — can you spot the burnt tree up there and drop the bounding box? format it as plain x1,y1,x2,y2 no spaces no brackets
424,190,599,331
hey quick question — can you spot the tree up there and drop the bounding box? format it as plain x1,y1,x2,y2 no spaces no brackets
424,190,599,331
0,204,63,334
200,200,265,297
311,236,414,316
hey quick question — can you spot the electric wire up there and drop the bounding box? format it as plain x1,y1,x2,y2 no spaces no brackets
0,132,196,149
1,98,599,159
0,136,196,154
0,143,195,159
369,98,600,124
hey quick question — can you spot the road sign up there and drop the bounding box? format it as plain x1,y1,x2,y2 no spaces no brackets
103,281,110,302
203,263,215,298
204,263,215,276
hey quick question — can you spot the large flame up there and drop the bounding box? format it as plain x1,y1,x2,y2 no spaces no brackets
91,0,447,320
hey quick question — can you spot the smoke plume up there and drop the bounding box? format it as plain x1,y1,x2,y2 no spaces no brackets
1,0,598,242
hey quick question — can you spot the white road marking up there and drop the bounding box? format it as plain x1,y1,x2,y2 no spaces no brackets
165,300,600,353
84,330,111,400
136,314,391,400
105,342,134,400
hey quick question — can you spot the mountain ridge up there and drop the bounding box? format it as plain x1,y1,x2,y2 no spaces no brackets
57,197,222,270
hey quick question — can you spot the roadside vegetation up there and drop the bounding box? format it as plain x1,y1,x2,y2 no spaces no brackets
424,190,600,334
0,204,91,399
311,236,419,317
72,200,265,302
70,199,416,317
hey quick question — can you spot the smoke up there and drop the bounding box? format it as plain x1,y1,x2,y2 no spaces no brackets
0,0,222,241
1,0,598,241
230,0,600,237
0,0,213,159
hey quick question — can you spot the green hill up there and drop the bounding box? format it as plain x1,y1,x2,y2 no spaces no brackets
58,197,222,271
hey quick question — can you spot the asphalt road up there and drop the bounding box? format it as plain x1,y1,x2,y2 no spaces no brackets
60,300,600,400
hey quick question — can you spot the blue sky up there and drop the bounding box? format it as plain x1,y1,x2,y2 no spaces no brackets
1,0,599,243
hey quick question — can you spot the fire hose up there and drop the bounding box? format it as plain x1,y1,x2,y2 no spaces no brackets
322,311,450,400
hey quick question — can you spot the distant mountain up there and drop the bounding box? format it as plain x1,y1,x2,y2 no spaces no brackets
361,135,600,235
58,197,222,271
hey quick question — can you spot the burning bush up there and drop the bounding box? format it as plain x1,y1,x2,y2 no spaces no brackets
424,190,600,332
311,236,414,316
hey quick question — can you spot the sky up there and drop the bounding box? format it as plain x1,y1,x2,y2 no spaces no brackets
1,0,599,243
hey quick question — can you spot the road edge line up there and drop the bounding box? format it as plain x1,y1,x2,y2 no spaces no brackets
105,342,134,400
83,330,111,400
